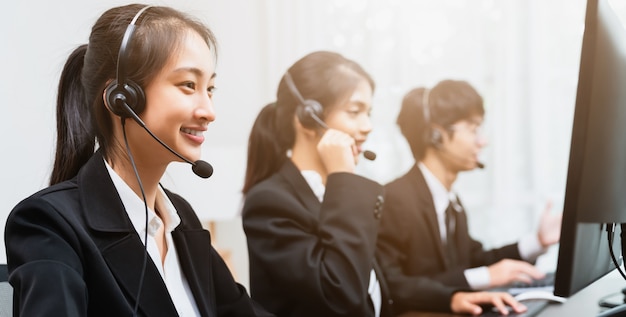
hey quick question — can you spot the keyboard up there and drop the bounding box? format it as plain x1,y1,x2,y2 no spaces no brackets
510,272,555,288
479,299,549,317
507,272,555,296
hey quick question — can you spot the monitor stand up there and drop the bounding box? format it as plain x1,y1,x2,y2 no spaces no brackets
600,226,626,316
598,303,626,317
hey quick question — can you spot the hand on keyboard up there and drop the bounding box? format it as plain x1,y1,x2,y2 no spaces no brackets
508,272,555,296
487,259,546,288
510,272,555,288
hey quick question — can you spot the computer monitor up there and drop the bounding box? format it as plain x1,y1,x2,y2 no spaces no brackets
553,0,626,299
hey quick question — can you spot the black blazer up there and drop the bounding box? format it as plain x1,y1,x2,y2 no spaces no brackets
376,164,521,313
5,151,272,317
242,160,394,317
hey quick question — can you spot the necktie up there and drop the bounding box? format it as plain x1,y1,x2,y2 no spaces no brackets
445,202,458,267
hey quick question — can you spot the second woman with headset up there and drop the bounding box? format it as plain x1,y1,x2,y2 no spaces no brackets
241,51,393,317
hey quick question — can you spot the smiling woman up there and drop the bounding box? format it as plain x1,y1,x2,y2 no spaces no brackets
3,4,272,317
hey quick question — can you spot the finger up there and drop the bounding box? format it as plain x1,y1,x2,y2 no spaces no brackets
490,296,510,315
515,262,545,280
502,295,527,313
464,302,483,316
514,273,534,284
525,268,546,280
452,293,483,315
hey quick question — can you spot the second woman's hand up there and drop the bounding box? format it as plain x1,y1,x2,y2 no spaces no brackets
317,128,357,174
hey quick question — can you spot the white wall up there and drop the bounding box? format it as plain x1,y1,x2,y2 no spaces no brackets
0,0,588,287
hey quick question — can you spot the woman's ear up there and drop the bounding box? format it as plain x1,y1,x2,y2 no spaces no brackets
294,114,319,138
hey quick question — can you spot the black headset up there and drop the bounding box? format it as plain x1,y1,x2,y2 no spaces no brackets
422,87,444,148
283,71,327,130
104,5,152,119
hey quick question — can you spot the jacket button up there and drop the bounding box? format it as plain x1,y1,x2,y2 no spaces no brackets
373,195,384,219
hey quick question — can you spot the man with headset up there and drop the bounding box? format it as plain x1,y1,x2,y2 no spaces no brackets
376,79,562,314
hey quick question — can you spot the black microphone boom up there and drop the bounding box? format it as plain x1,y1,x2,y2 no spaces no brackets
121,100,214,178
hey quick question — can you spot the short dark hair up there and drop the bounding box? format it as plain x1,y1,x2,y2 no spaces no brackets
397,79,484,160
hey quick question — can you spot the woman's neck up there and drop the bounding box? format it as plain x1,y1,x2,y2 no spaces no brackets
107,156,166,210
290,141,328,184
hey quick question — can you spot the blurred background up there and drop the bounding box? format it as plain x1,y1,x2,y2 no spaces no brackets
0,0,587,287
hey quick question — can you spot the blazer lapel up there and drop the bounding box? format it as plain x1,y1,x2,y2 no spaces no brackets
278,160,321,215
410,165,450,268
78,151,178,316
102,237,178,316
171,227,215,317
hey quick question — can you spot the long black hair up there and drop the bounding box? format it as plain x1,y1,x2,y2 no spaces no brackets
242,51,374,194
50,4,217,185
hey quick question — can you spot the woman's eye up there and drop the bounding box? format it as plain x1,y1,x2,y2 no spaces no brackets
208,86,216,94
181,82,196,90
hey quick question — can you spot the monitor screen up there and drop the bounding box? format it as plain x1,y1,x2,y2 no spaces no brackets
553,0,626,298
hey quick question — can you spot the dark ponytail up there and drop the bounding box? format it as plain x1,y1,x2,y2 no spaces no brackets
242,102,287,194
50,45,95,185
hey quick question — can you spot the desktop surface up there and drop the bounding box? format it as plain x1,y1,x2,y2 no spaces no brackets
397,300,549,317
398,269,625,317
479,300,548,317
541,268,624,316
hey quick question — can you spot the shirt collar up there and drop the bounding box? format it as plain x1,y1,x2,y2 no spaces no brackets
104,159,181,240
418,162,459,215
300,170,325,202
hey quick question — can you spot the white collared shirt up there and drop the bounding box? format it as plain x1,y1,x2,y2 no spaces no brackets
104,160,200,316
418,163,457,243
301,170,382,317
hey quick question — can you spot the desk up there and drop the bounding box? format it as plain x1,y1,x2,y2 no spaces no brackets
540,268,624,316
398,269,625,317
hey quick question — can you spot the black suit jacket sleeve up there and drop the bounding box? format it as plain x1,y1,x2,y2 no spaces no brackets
242,161,387,317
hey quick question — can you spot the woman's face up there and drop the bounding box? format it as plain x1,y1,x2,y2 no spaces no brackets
324,78,373,163
132,30,216,166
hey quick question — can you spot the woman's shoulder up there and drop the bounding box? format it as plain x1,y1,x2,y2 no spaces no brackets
245,173,293,203
7,179,81,227
14,179,79,210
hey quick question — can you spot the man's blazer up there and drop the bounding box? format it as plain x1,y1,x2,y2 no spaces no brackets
376,164,521,313
5,151,272,317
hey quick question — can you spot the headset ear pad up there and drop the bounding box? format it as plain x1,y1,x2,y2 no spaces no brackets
429,128,443,149
104,79,146,118
296,99,324,129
